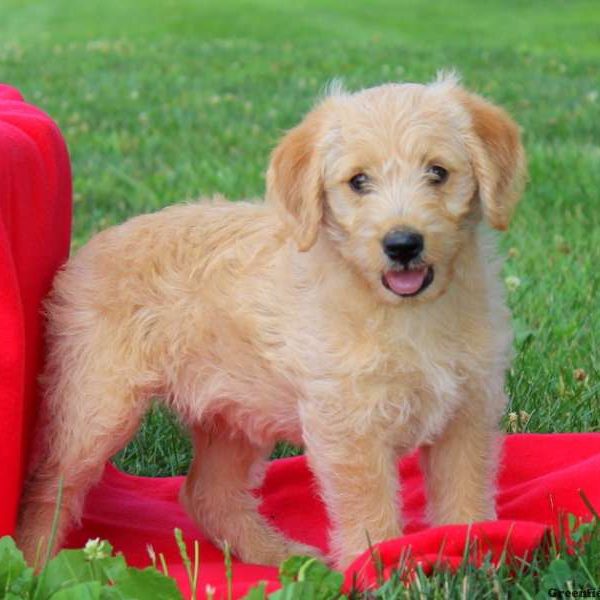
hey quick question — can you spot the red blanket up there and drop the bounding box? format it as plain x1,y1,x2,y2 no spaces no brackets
62,434,600,597
1,86,598,598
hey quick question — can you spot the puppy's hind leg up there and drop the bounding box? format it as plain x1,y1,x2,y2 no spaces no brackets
180,424,322,566
16,378,146,567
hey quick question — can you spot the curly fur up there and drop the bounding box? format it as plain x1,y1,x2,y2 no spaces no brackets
17,75,526,569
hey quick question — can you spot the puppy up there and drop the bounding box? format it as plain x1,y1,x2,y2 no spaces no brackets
17,74,526,570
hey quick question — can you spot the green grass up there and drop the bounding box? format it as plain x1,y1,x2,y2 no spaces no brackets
2,0,599,593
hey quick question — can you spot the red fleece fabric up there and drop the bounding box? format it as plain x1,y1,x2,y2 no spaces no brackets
62,434,600,598
0,84,71,535
2,87,599,598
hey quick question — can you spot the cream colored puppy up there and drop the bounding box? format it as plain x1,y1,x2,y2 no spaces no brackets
17,74,526,569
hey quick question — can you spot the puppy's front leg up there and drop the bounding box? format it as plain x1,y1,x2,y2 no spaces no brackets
421,386,503,526
301,402,401,569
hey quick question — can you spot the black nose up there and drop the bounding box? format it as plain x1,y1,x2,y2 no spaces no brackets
382,230,424,262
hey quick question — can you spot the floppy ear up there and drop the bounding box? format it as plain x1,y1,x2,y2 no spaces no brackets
266,107,327,252
459,90,527,230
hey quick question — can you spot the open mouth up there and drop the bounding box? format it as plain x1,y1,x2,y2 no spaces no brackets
382,266,434,297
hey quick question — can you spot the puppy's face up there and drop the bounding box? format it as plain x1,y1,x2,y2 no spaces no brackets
267,78,526,304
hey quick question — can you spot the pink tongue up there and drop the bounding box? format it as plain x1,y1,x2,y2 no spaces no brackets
385,268,427,295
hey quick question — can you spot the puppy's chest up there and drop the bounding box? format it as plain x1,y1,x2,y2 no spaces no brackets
320,310,475,442
372,353,467,449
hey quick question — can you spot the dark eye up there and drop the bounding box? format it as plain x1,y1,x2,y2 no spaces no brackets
427,165,449,185
349,173,370,194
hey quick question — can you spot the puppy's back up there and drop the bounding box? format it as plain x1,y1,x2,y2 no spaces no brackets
41,198,282,392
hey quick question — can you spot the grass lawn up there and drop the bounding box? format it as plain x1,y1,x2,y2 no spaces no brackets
2,0,599,594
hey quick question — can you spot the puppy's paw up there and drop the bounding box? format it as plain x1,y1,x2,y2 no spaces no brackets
479,507,497,522
431,504,497,526
236,537,324,567
333,550,365,572
284,540,327,564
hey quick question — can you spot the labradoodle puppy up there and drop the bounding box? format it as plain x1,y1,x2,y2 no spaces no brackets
17,74,526,569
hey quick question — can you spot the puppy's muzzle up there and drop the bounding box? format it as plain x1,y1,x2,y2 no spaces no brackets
381,229,434,297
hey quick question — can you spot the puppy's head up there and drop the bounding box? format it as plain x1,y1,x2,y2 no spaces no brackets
266,75,526,304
